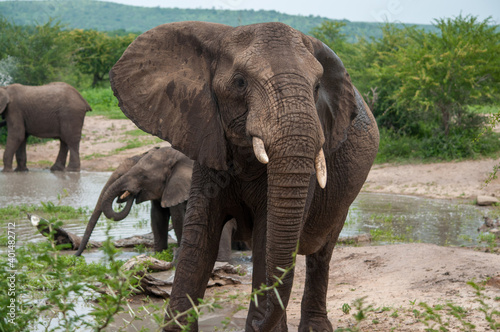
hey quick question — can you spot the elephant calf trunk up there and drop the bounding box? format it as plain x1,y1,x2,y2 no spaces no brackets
75,209,102,256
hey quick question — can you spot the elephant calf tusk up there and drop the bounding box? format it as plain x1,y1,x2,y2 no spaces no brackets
252,137,269,164
120,191,131,200
315,148,327,189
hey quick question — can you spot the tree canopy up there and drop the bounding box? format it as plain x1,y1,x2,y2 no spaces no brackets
0,13,499,161
69,29,136,87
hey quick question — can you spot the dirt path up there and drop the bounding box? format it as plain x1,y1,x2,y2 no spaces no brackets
2,115,500,331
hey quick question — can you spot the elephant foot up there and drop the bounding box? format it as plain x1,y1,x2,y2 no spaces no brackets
2,167,14,172
65,167,80,172
162,315,197,331
247,310,288,332
298,315,333,332
50,164,66,172
14,167,29,172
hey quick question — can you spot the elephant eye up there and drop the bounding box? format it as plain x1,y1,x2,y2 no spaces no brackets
314,82,321,100
232,75,247,91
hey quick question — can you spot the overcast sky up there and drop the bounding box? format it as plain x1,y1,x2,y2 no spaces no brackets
99,0,499,25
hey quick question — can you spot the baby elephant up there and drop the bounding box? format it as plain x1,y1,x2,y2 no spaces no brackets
0,82,91,172
76,146,193,256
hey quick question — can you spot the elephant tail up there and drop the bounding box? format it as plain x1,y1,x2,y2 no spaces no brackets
83,99,92,112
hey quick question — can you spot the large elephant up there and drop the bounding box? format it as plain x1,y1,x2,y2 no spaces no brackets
110,22,379,331
75,146,193,256
0,82,91,172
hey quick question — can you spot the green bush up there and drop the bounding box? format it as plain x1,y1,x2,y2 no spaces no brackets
376,126,500,163
80,87,126,119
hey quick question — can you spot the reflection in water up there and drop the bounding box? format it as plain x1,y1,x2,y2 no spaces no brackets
0,170,492,247
343,193,488,246
0,170,152,244
0,170,111,207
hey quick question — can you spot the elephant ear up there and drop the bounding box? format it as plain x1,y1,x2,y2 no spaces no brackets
0,89,9,114
110,22,232,171
306,37,358,153
162,158,194,208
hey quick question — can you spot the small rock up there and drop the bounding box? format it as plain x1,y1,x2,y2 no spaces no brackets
476,195,499,206
486,275,500,289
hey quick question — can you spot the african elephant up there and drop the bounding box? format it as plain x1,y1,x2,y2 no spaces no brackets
110,22,379,331
75,146,193,256
0,82,91,172
75,146,240,261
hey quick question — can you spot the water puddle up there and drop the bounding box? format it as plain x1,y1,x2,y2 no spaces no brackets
0,170,492,248
344,192,489,246
0,170,152,245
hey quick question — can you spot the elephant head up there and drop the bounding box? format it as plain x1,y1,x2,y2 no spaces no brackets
75,146,193,256
110,22,359,330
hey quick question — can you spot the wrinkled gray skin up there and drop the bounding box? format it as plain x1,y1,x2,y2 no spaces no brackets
75,146,194,256
0,82,91,172
110,22,379,331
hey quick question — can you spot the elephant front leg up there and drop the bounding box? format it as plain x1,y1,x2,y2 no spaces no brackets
245,211,289,332
51,140,68,171
164,214,225,331
14,138,28,172
298,239,336,332
163,181,226,330
3,132,25,172
151,201,171,252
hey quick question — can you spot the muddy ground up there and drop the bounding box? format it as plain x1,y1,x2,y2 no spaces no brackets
2,115,500,331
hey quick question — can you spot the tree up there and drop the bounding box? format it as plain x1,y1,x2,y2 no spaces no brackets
353,23,418,131
393,15,499,136
310,20,356,70
69,29,136,87
2,18,72,85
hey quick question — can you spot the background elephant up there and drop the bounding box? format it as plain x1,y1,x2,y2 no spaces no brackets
75,146,241,261
0,82,91,172
75,146,193,256
110,21,379,331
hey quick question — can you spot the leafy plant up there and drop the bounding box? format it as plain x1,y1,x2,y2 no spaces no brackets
0,217,141,331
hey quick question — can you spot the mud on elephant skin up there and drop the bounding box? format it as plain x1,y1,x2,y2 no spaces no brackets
75,146,242,262
110,21,379,331
0,82,91,172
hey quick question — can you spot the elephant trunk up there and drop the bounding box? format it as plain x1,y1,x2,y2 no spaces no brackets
75,179,134,256
75,208,102,256
101,178,135,221
254,128,321,331
247,74,326,329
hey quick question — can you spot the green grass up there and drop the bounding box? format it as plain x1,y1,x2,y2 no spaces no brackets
151,244,178,262
80,87,127,119
0,202,90,223
125,129,151,136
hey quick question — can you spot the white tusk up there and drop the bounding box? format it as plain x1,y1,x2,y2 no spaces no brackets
120,191,131,200
315,148,327,189
252,137,269,164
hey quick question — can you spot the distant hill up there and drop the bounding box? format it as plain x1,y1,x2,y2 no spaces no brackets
0,0,433,41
